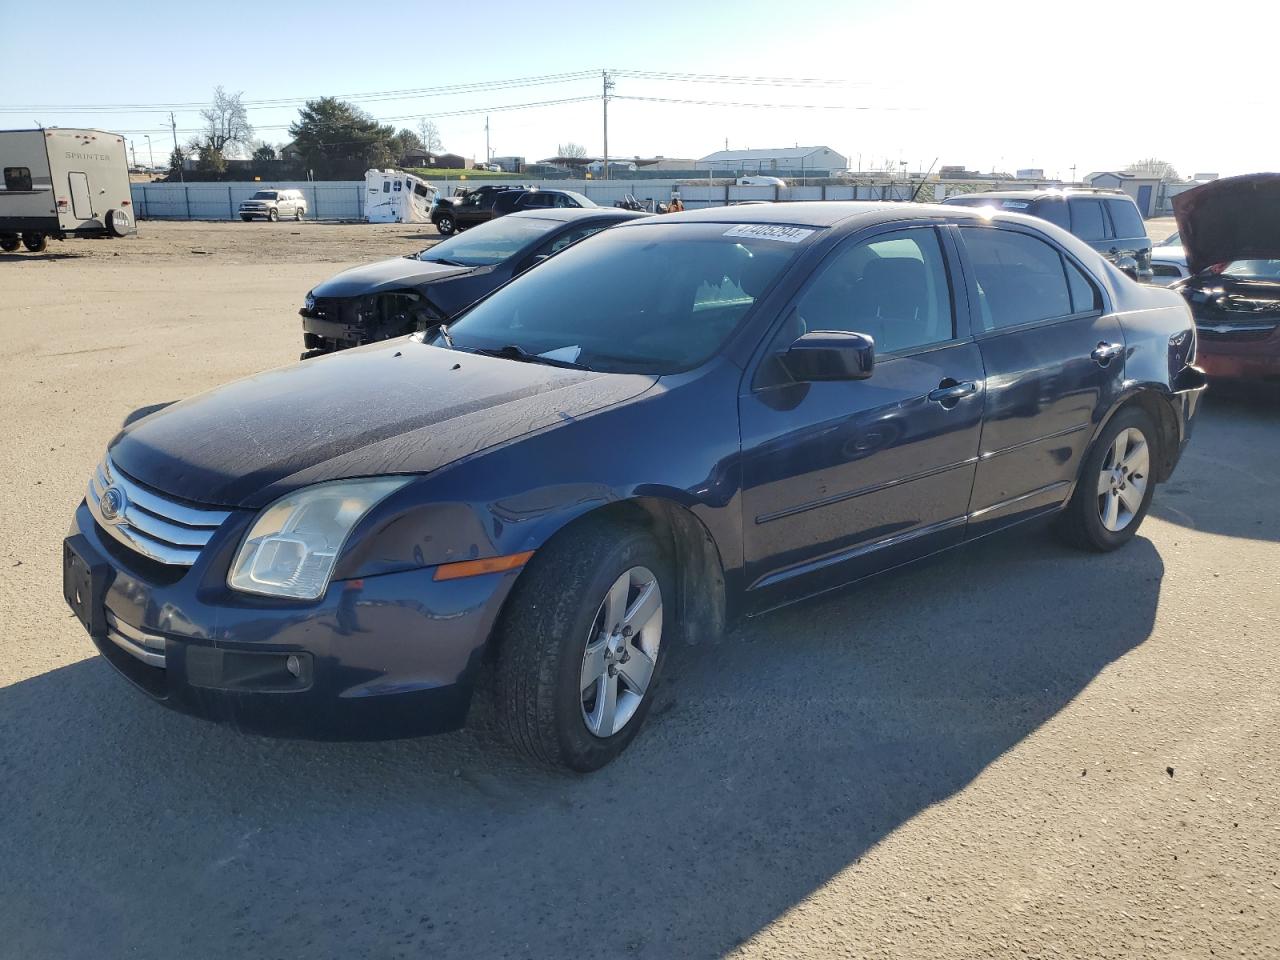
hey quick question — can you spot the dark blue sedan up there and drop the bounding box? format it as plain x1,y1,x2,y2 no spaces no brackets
64,202,1205,771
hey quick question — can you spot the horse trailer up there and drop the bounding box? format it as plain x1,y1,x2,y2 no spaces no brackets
1,128,136,252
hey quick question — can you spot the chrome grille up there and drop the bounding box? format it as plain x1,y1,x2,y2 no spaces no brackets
87,457,231,567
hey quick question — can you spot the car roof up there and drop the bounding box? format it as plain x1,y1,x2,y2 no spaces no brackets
505,208,645,225
618,200,996,230
946,189,1133,203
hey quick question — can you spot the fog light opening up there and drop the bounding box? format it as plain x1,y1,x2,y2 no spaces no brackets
286,654,302,678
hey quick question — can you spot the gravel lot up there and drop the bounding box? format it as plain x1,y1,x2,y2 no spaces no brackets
1,218,1276,960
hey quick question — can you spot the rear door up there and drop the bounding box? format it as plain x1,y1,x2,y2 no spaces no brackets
68,172,93,221
739,224,985,610
955,223,1125,534
1104,198,1152,280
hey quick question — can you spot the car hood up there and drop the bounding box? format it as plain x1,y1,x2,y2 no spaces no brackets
108,341,657,508
1151,244,1186,265
310,257,475,297
1173,173,1280,274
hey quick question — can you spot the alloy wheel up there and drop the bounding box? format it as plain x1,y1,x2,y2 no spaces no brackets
579,565,663,738
1097,426,1149,532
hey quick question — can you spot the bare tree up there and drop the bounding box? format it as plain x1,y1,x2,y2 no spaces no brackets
417,118,443,154
200,86,254,155
557,142,588,159
1125,158,1181,182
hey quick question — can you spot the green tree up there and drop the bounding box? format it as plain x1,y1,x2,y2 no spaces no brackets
167,146,186,173
390,128,423,160
252,143,277,162
195,141,227,173
289,98,395,178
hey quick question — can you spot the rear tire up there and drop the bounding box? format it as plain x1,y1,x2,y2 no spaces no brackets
1055,406,1159,552
492,520,672,772
0,237,18,252
435,213,456,236
267,208,279,222
21,233,46,252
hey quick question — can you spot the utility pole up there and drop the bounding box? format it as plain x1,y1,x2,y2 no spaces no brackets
601,69,614,181
484,115,490,165
1070,163,1077,184
169,111,183,182
129,140,137,168
145,134,154,168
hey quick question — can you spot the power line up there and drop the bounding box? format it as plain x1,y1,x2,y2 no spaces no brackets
0,70,600,114
614,95,918,111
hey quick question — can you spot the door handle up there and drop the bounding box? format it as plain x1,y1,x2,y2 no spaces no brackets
927,379,978,405
1091,342,1124,365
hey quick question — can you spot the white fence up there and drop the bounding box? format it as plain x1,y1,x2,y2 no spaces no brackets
130,178,952,221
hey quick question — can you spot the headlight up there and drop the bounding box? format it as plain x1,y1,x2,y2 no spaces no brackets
228,478,410,599
304,292,316,312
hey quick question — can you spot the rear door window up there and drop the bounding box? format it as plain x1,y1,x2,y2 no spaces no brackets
960,227,1074,331
1067,199,1108,241
1105,198,1147,240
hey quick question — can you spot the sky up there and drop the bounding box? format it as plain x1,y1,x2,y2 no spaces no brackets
3,0,1275,179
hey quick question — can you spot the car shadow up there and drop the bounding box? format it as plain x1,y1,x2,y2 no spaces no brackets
121,401,177,428
0,251,83,263
0,528,1163,958
1149,389,1280,542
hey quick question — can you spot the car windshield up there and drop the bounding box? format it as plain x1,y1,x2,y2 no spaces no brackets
436,222,809,374
1217,259,1280,281
417,216,554,267
251,191,277,200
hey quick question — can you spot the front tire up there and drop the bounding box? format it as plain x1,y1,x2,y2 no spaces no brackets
21,233,46,252
435,213,456,236
0,236,18,252
1056,406,1158,551
240,215,252,222
493,521,671,772
295,207,305,221
267,208,279,222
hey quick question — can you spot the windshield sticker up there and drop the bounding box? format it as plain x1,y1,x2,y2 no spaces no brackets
722,224,815,243
1000,201,1031,209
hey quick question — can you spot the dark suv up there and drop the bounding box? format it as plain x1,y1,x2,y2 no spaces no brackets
490,189,595,216
431,185,527,235
944,190,1152,281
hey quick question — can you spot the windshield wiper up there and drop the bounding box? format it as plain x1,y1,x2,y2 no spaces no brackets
436,324,455,348
423,256,469,266
472,344,591,371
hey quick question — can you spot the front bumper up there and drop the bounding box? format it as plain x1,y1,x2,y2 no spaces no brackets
1195,323,1280,381
66,500,517,740
239,207,274,219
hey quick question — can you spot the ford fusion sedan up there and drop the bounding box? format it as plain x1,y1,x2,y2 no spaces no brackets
1171,173,1280,383
65,202,1204,772
300,208,645,355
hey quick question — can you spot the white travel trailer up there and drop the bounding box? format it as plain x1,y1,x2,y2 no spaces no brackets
0,128,136,252
363,169,438,223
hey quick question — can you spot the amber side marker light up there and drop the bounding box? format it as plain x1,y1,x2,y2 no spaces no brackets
432,551,535,582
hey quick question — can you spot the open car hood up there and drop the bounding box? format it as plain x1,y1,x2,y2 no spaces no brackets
1173,173,1280,275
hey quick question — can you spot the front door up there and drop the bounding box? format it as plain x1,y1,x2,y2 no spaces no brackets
739,225,985,611
955,223,1126,534
68,172,93,220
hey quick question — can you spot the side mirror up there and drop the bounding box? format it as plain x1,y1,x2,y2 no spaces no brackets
779,331,875,382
